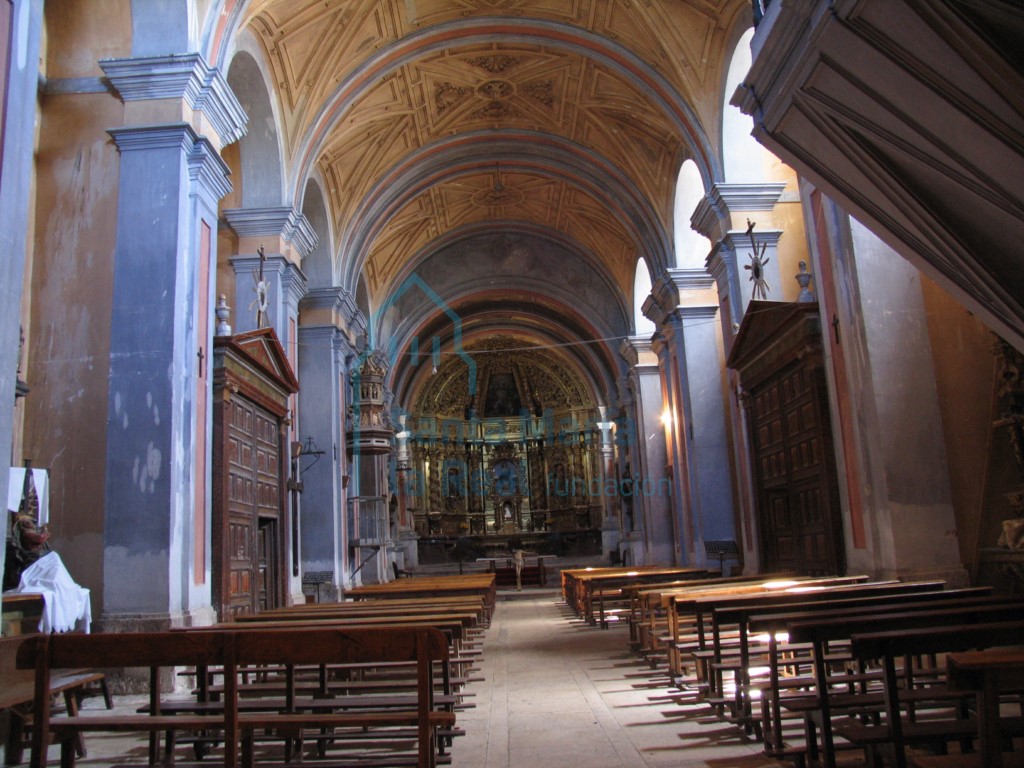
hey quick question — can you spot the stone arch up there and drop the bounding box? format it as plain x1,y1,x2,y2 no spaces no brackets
633,259,656,338
226,49,284,208
301,177,333,288
672,159,711,269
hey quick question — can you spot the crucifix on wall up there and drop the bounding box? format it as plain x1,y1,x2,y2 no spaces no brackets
250,245,270,329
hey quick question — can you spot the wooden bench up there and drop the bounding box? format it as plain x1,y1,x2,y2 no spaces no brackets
910,647,1024,768
745,587,997,756
701,581,950,734
0,635,110,764
786,607,1024,768
663,575,871,683
17,626,455,768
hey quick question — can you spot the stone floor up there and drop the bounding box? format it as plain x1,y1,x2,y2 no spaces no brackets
454,591,781,768
46,590,796,767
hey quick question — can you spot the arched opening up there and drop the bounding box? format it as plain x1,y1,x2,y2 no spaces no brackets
301,179,333,288
672,159,711,269
722,28,765,182
226,51,283,207
633,260,656,338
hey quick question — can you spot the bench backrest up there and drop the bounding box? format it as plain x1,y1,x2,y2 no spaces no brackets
788,601,1024,645
710,581,948,627
746,587,997,633
849,620,1024,660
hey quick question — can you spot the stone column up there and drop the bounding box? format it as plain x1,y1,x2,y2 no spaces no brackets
619,337,673,566
696,182,785,572
646,269,736,568
296,286,362,597
596,408,619,557
99,54,246,628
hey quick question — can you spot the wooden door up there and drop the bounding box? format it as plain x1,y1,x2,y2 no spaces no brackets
256,518,279,612
751,364,843,575
226,398,282,616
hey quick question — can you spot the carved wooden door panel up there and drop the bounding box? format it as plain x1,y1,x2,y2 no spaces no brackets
752,365,843,575
226,399,282,616
226,398,257,617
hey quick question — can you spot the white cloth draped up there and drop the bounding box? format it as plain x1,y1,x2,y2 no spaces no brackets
13,551,92,633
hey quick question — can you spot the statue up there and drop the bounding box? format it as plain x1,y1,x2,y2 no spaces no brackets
4,461,51,590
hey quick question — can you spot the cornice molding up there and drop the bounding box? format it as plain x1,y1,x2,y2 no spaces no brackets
100,53,247,146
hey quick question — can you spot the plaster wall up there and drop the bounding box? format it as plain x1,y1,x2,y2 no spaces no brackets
845,220,965,582
920,277,999,575
44,0,130,78
25,91,123,612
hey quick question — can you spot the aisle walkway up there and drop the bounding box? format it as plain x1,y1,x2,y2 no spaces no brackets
455,593,777,768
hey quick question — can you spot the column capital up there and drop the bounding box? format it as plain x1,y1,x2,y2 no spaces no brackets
188,136,232,203
300,286,365,342
619,335,660,369
644,268,718,327
223,206,320,262
100,54,247,148
692,181,788,241
109,122,198,153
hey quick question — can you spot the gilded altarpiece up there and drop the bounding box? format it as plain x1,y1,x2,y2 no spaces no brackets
407,338,602,537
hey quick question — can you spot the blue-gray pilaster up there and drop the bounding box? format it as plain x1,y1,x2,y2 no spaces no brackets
184,139,232,614
620,337,674,565
670,305,737,555
99,52,244,626
104,124,204,618
230,255,308,343
0,0,44,601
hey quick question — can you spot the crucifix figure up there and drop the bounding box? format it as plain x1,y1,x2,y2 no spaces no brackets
250,245,270,329
744,219,771,300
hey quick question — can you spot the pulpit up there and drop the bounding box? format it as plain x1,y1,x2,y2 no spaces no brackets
212,328,298,620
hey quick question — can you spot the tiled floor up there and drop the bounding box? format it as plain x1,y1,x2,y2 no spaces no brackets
35,592,795,767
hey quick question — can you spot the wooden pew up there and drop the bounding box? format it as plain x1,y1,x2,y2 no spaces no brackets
625,572,797,654
742,587,995,756
911,648,1024,768
560,567,711,628
559,566,664,615
0,635,111,763
847,621,1024,768
345,575,496,613
702,581,949,734
17,626,455,768
663,575,870,683
786,606,1024,768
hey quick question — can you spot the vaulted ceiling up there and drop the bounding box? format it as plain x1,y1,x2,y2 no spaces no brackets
229,0,751,402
